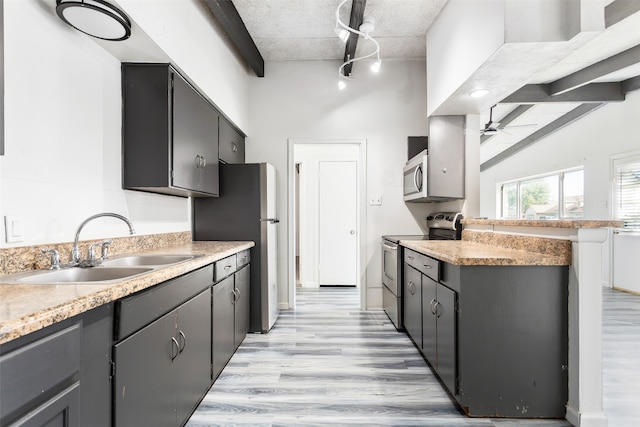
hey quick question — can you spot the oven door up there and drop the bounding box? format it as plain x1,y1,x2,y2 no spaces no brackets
381,240,398,295
403,155,427,201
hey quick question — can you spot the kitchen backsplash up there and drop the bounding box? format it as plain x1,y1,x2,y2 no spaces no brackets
0,232,192,275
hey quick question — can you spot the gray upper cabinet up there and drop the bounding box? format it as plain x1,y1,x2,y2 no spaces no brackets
219,117,245,164
122,63,219,197
427,115,465,200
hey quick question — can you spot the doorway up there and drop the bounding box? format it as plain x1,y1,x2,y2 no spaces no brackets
288,139,367,310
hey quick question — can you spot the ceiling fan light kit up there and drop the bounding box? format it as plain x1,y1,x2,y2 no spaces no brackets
335,0,382,90
56,0,131,41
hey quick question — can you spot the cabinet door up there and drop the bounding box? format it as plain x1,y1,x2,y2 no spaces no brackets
234,265,250,348
219,117,245,164
212,276,235,379
176,290,212,425
9,383,80,427
403,264,422,348
113,310,177,427
421,275,438,364
436,284,457,394
172,72,219,196
427,116,465,199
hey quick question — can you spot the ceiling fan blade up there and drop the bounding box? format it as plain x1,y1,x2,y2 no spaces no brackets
502,123,537,129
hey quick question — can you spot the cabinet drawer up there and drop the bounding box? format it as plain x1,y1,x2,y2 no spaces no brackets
0,324,81,419
116,264,213,340
236,250,250,268
404,249,439,281
215,254,237,282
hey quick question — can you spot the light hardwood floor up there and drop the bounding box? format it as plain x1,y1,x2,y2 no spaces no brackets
187,287,636,426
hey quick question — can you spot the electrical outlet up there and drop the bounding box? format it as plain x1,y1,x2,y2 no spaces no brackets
4,216,24,243
369,195,382,206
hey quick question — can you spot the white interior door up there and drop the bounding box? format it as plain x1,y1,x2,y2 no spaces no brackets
318,161,357,286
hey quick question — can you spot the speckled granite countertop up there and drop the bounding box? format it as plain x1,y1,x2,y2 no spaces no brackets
462,219,623,228
0,241,253,345
400,240,570,266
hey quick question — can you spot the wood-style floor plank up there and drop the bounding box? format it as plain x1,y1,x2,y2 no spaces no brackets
188,287,636,426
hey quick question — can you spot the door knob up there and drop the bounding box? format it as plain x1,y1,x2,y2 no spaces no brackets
350,230,355,235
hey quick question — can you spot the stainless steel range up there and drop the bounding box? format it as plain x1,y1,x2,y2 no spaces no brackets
381,212,463,330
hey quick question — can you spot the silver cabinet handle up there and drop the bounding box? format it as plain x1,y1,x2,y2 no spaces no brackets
350,230,355,235
224,265,232,271
442,168,447,174
429,299,437,315
232,142,238,153
170,337,180,361
424,264,432,269
235,287,241,301
194,155,201,168
231,288,238,304
201,156,206,168
178,331,186,354
408,281,415,295
434,301,442,317
407,256,414,260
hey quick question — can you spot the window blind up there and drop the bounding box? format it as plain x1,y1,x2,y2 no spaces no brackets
615,158,640,230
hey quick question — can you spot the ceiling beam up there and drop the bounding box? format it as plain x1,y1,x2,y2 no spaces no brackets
203,0,264,77
481,103,603,172
622,75,640,93
342,0,367,77
605,0,640,27
481,105,533,144
501,83,624,104
549,44,640,95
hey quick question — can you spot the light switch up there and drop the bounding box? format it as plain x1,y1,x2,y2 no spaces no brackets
4,216,24,243
369,195,382,206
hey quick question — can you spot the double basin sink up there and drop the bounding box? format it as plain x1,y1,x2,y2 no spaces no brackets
5,254,202,285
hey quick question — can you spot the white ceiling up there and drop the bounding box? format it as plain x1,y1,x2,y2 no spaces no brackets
230,0,640,167
232,0,448,61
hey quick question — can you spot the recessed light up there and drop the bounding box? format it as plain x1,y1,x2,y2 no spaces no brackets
469,89,490,98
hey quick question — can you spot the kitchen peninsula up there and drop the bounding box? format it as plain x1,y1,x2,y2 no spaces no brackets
400,219,622,426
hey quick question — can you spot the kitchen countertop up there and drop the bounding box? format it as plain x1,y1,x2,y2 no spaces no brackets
400,240,570,266
462,218,623,228
0,241,254,345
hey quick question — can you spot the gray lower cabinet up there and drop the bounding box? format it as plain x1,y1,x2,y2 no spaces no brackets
212,275,235,378
0,304,112,427
403,264,422,348
212,255,250,380
113,265,214,427
402,247,569,418
114,289,211,427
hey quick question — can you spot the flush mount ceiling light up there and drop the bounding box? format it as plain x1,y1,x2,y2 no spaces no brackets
469,89,490,98
56,0,132,41
335,0,382,90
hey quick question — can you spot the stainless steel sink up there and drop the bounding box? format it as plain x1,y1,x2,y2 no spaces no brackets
102,254,199,267
16,267,153,284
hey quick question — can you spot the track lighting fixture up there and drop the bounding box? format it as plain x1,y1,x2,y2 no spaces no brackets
335,0,382,89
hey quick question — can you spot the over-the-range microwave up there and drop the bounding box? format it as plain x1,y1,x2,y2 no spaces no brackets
403,151,428,201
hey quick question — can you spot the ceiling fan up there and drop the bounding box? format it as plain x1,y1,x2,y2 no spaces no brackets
481,105,537,136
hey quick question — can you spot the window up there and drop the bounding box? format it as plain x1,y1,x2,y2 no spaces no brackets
500,169,584,220
613,156,640,230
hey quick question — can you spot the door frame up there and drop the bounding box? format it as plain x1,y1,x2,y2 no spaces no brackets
287,138,367,310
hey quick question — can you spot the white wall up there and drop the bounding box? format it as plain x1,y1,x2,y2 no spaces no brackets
246,60,436,308
0,0,251,248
